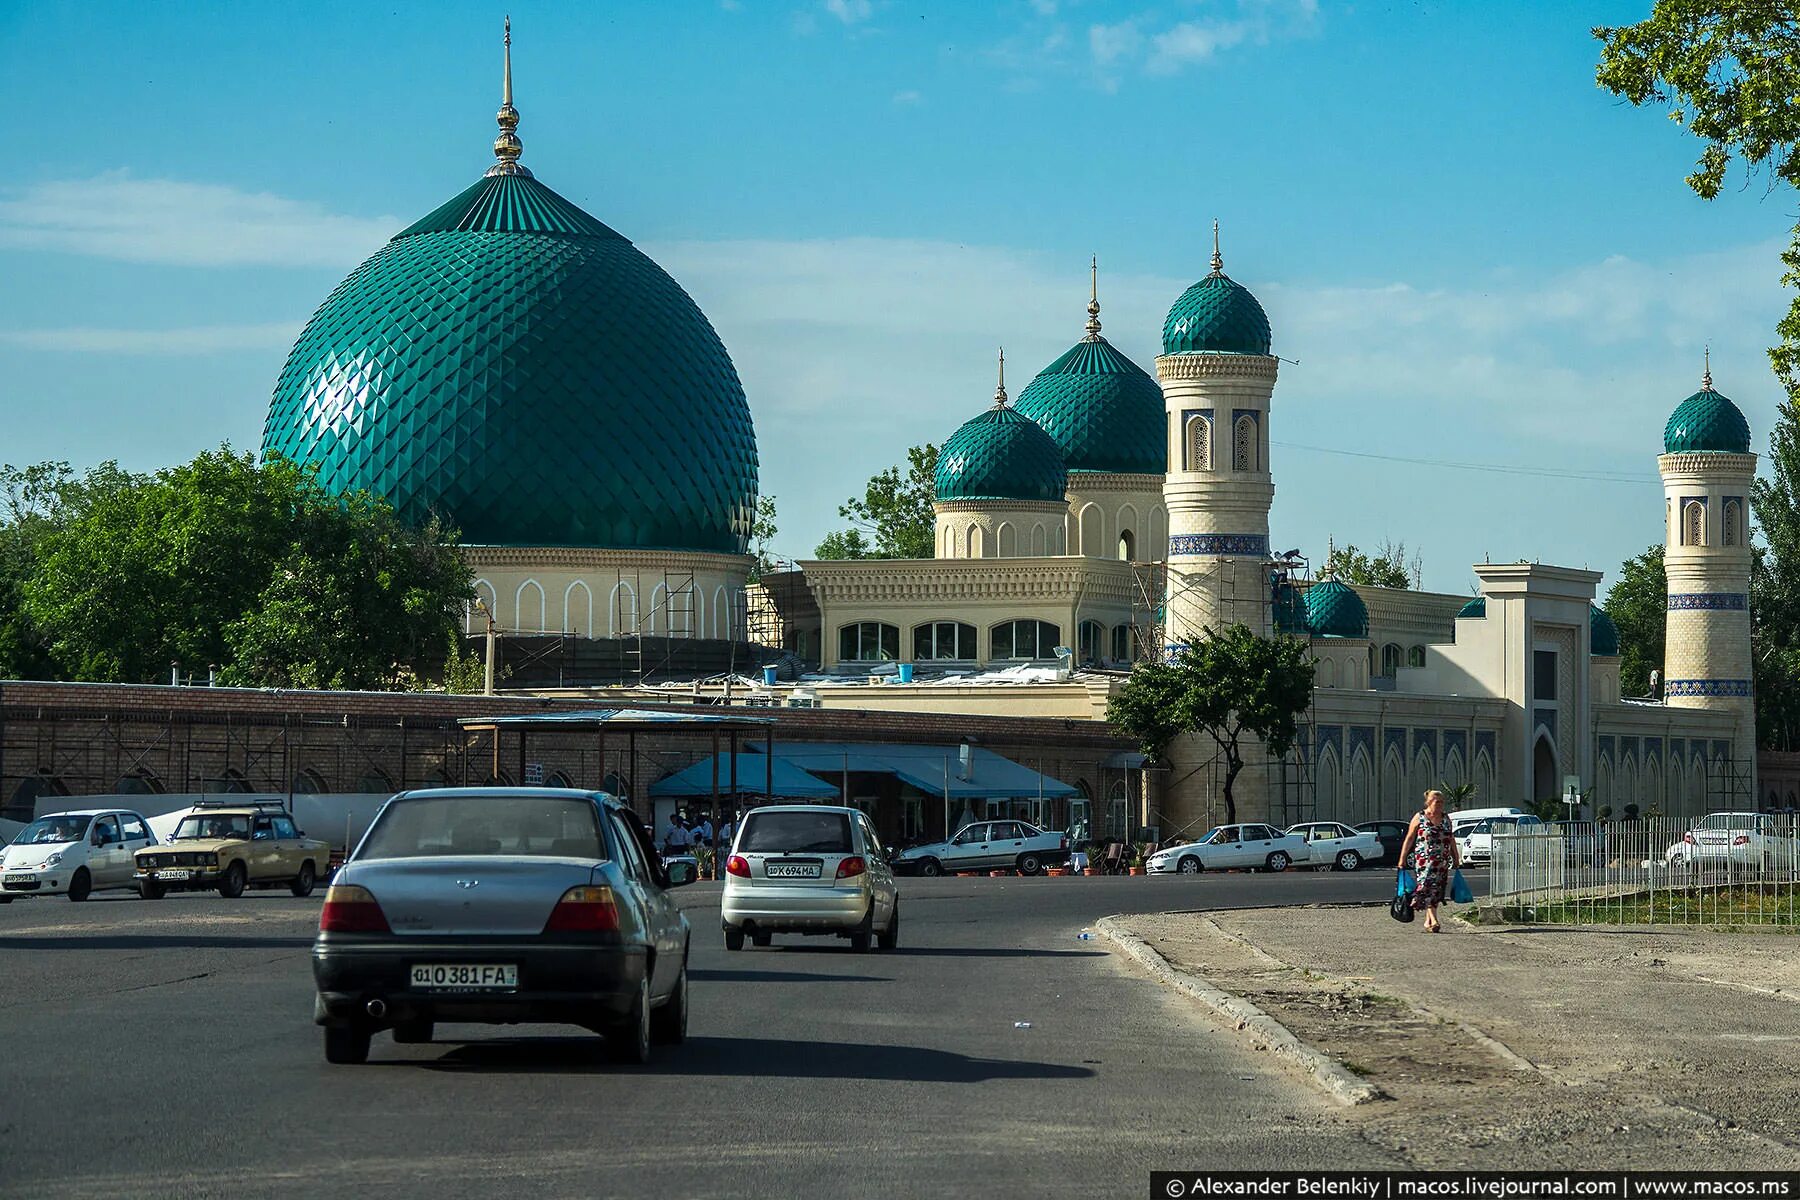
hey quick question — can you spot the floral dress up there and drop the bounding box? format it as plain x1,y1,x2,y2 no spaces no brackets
1409,813,1454,909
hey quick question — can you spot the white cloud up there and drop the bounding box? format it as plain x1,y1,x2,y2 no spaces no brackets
0,172,396,268
1088,20,1143,67
891,89,923,106
825,0,873,24
0,321,304,355
1082,0,1320,82
1146,19,1256,73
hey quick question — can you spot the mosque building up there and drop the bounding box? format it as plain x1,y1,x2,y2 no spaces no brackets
256,28,1761,842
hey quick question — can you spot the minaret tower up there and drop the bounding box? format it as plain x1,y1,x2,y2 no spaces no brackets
1157,222,1279,645
1659,350,1758,805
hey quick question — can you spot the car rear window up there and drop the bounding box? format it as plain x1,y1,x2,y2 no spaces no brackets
358,795,607,860
1695,813,1756,831
738,810,853,854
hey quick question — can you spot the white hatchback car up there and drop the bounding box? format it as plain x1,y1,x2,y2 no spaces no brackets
0,809,159,902
721,805,899,952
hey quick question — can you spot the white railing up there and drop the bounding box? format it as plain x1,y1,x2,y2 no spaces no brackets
1488,816,1800,927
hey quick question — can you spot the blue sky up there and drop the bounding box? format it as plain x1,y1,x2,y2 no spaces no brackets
1,0,1793,594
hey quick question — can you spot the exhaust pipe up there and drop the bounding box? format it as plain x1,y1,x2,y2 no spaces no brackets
365,998,387,1019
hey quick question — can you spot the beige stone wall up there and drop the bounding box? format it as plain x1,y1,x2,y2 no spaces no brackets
932,500,1069,559
1065,472,1168,560
464,546,752,640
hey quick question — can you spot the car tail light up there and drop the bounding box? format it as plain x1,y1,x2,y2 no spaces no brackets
319,884,390,934
543,885,620,933
1733,835,1750,846
726,855,751,878
836,855,866,880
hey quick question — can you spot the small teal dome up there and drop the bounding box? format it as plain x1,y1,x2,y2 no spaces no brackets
1591,604,1620,657
1013,338,1165,475
1664,380,1751,454
1457,597,1486,619
934,404,1068,504
1304,579,1369,639
1161,256,1272,356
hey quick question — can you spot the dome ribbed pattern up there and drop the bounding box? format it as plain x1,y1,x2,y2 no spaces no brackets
1304,579,1369,639
1012,338,1166,474
1162,272,1272,356
1663,387,1751,454
263,172,757,553
1591,604,1621,657
934,407,1068,503
1457,597,1486,619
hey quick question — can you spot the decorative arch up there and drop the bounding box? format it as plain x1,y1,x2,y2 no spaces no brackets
1723,499,1742,547
1117,503,1140,560
543,769,575,789
713,585,729,638
938,523,950,557
563,580,593,638
1029,523,1047,556
1233,414,1257,472
292,768,329,794
1149,505,1168,558
997,522,1017,558
1317,657,1337,688
1473,749,1495,808
1345,657,1365,689
1184,414,1212,471
1078,504,1104,557
1685,758,1706,816
1317,745,1342,817
112,769,165,795
1595,757,1614,814
1053,523,1067,554
1442,747,1466,790
1348,749,1374,825
470,579,498,634
966,523,983,559
609,580,638,638
1381,748,1406,819
212,768,254,794
515,579,546,632
1683,499,1705,547
1411,745,1436,803
1532,729,1558,805
356,767,396,793
647,582,667,636
1644,757,1664,810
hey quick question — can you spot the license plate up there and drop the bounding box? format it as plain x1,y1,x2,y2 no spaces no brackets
764,860,821,879
3,873,34,886
156,869,192,881
410,964,518,991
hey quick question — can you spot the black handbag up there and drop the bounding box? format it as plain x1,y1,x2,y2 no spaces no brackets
1388,894,1415,922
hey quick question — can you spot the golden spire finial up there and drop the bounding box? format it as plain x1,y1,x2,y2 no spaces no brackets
1083,255,1102,341
1703,344,1713,391
993,347,1008,408
487,16,532,178
1210,219,1223,275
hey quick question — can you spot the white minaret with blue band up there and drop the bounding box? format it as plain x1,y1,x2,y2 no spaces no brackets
1157,223,1278,646
1659,351,1757,802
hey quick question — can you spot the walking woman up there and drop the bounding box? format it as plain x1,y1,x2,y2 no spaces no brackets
1397,789,1461,932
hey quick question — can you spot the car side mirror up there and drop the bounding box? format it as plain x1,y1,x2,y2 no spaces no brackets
665,860,696,887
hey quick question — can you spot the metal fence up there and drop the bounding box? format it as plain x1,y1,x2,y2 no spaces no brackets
1488,816,1800,928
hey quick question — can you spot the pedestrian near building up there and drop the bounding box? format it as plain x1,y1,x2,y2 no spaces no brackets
1397,789,1460,933
663,814,693,855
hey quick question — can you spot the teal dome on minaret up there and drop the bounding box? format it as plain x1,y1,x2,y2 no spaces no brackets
934,352,1069,503
1663,355,1751,454
1013,259,1166,474
1161,223,1272,356
1303,579,1369,639
261,24,757,554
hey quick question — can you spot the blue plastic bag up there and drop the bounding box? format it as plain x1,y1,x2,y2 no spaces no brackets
1450,868,1474,904
1396,868,1415,895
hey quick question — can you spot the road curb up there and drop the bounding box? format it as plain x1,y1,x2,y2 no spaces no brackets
1093,915,1385,1108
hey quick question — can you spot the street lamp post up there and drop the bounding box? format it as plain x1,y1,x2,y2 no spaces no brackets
472,597,499,696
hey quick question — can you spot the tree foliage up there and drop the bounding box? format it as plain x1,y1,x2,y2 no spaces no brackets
748,493,780,581
1325,539,1419,590
1752,401,1800,748
1106,625,1316,826
1603,545,1667,699
5,449,472,689
816,444,939,560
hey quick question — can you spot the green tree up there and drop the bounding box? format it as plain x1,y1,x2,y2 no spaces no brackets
1603,545,1667,699
1106,625,1316,825
748,493,780,581
1752,401,1800,748
819,443,939,559
1325,539,1418,589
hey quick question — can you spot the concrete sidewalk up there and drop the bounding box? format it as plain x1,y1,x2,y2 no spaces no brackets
1118,906,1800,1170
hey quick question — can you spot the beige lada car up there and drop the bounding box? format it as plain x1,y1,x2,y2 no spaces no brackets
135,801,330,899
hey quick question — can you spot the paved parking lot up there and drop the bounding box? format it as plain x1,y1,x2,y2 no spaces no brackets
1,870,1408,1198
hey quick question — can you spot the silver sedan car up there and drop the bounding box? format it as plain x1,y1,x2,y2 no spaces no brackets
721,805,899,952
312,788,694,1065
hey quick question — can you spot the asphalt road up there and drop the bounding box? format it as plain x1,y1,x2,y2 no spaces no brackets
0,868,1430,1198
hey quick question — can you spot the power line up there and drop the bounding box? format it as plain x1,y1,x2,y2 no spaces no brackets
1272,440,1658,485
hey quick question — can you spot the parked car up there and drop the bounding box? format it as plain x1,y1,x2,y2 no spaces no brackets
892,819,1070,877
1456,814,1544,864
134,800,329,899
1449,806,1527,835
1663,811,1800,870
722,805,898,951
1354,820,1411,868
1145,823,1306,874
1285,821,1381,871
0,809,158,902
312,787,694,1065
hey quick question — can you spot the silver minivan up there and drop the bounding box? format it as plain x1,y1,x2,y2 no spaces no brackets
721,805,899,952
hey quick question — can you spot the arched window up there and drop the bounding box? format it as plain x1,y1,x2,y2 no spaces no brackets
563,581,593,638
1723,499,1741,547
292,768,328,794
357,769,396,794
990,619,1061,661
611,581,638,637
210,768,253,795
1473,751,1495,810
913,621,976,660
997,522,1017,558
1411,747,1436,802
1118,530,1135,561
1381,750,1406,819
1442,748,1466,790
1348,750,1373,824
470,579,498,635
1053,524,1067,554
1381,643,1402,677
543,769,574,789
602,772,632,798
1078,505,1104,556
6,769,70,821
1077,619,1106,665
1407,645,1426,669
516,579,546,632
1184,414,1212,471
1317,747,1341,816
1233,414,1257,472
965,524,983,558
1029,524,1047,556
1683,500,1705,547
113,770,165,795
839,622,899,662
1317,657,1337,688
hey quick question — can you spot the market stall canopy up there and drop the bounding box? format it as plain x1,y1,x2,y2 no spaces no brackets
649,753,840,800
750,742,1077,800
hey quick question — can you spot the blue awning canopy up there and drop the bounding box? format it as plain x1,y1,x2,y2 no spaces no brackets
649,753,840,800
751,742,1076,800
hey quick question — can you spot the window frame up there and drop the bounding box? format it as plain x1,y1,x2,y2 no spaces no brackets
839,621,900,663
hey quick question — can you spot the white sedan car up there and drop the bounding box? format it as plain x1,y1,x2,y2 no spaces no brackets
1285,821,1381,872
1664,811,1800,870
0,809,159,902
1147,823,1307,875
1456,815,1544,863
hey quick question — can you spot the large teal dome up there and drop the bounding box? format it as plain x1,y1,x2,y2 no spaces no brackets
1304,579,1369,639
262,164,757,554
1013,291,1165,474
935,401,1068,504
1162,242,1272,356
1663,377,1751,455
